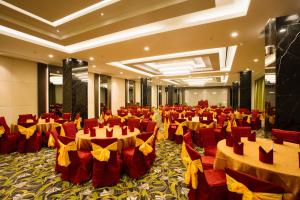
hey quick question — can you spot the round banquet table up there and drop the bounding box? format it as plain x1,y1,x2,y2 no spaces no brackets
75,126,140,152
214,138,300,200
184,117,215,131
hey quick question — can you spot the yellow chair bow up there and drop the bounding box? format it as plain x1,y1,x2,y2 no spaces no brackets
136,115,144,122
74,118,81,130
233,119,237,127
104,114,111,122
181,142,190,167
175,121,187,136
246,115,251,124
135,135,154,156
58,140,77,167
226,174,283,200
0,126,5,137
184,158,203,189
118,115,128,123
18,125,36,139
164,118,170,139
226,120,232,132
91,142,118,162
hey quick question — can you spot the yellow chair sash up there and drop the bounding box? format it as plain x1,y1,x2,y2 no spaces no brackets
135,135,154,156
164,118,170,139
58,140,77,167
151,114,156,122
104,114,111,122
181,142,190,167
18,125,36,139
233,119,237,127
226,120,232,132
184,158,203,189
0,126,5,137
48,134,55,148
175,121,187,136
74,118,81,130
136,115,144,122
226,174,283,200
246,115,251,124
118,115,128,123
91,142,118,162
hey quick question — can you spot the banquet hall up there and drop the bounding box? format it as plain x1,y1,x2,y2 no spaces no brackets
0,0,300,199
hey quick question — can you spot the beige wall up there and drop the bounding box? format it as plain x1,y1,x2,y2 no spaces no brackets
111,77,125,115
0,55,37,125
152,84,157,108
184,87,229,107
88,72,95,118
135,80,141,105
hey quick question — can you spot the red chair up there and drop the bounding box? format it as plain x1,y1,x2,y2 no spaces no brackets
17,114,36,124
17,124,42,153
146,121,156,132
195,128,217,157
231,126,251,138
185,144,227,200
122,132,154,179
127,118,140,129
225,168,285,200
42,112,56,119
62,122,77,138
272,129,300,144
91,138,122,187
107,117,121,127
84,118,98,130
58,136,93,184
62,113,71,121
0,117,19,154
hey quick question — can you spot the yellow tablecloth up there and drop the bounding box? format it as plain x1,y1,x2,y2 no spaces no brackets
184,117,214,131
75,126,140,152
214,138,300,200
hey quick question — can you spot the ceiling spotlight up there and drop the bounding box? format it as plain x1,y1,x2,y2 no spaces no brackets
56,30,60,33
144,46,150,51
279,28,286,33
100,13,104,16
48,54,53,58
253,58,259,62
225,73,228,75
231,32,238,38
89,57,94,61
246,68,249,71
92,65,96,68
120,72,123,74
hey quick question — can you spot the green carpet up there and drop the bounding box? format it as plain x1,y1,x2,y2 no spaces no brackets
0,140,188,199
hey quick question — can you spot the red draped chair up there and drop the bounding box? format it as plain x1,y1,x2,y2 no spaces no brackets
122,132,154,179
231,126,251,138
107,117,121,127
183,132,214,170
0,117,19,154
127,118,140,129
84,118,98,129
195,128,217,157
168,118,187,143
58,136,93,184
272,128,300,144
225,168,285,200
62,122,77,138
91,138,122,187
42,112,56,119
214,114,227,142
17,114,36,124
62,113,71,121
146,121,156,132
17,123,42,153
185,144,227,200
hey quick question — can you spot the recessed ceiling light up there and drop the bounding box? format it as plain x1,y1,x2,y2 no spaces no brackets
253,58,259,62
92,65,96,68
56,30,60,33
246,68,249,71
231,32,238,38
89,57,94,61
120,72,123,74
279,28,286,33
48,54,53,58
144,46,150,51
100,13,104,16
225,73,228,75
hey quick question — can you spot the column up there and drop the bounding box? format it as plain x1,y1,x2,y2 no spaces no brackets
239,71,252,110
167,85,174,105
63,58,88,120
231,82,239,110
37,63,48,116
140,78,152,107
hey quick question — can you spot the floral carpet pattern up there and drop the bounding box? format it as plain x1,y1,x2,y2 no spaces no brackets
0,139,189,200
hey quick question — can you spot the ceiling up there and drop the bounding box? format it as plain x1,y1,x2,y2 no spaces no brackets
0,0,299,87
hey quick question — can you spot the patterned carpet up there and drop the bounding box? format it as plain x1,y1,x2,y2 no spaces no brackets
0,139,188,200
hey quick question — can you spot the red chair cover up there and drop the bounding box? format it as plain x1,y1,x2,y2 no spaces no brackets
185,144,227,200
91,138,122,187
17,129,42,153
122,132,154,179
62,113,71,121
0,117,19,154
146,121,156,132
42,112,56,119
127,118,140,129
107,118,121,127
183,132,194,147
225,168,285,200
84,118,98,130
195,128,217,157
58,136,92,184
62,122,77,138
272,128,300,144
18,114,36,124
232,127,251,137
